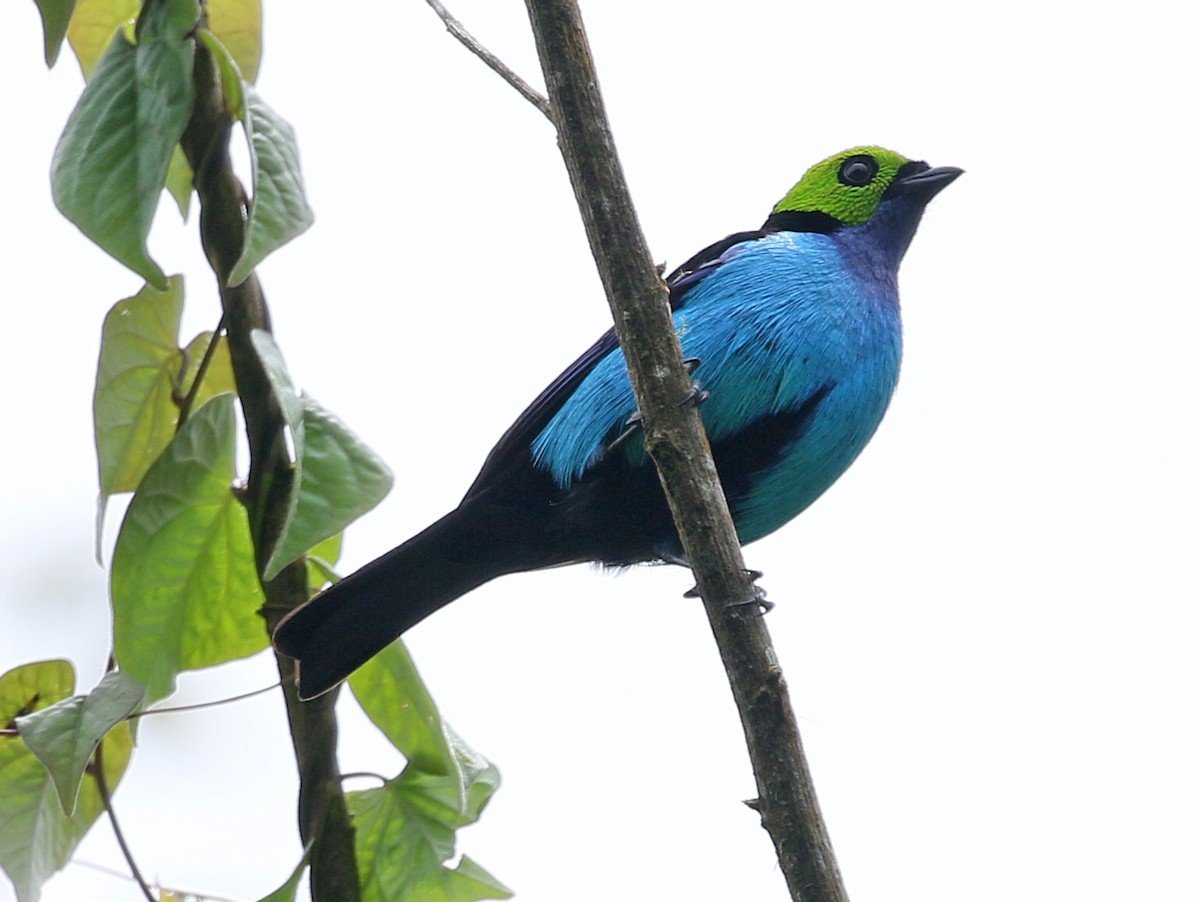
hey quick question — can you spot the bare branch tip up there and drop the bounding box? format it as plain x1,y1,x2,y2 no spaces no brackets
423,0,552,120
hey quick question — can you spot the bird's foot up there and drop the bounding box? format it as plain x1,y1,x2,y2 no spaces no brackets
677,358,709,407
729,583,773,614
603,411,644,457
679,382,710,408
603,362,705,460
683,569,770,613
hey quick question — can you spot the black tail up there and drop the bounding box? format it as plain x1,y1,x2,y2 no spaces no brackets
273,497,552,699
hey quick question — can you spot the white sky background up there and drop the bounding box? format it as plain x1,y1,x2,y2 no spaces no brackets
3,1,1198,900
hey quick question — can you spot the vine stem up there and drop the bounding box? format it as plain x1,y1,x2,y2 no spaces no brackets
179,33,361,901
92,741,155,902
128,681,280,719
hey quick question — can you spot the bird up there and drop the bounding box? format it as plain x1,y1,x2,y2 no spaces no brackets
273,146,961,699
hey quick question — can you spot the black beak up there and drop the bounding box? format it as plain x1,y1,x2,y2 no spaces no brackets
885,162,964,202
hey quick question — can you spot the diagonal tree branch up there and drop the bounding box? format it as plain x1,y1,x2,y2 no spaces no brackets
424,0,552,119
519,2,849,900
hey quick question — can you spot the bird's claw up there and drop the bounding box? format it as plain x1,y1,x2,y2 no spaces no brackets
728,584,773,614
600,370,705,462
683,569,770,613
603,412,644,458
676,358,709,408
679,382,709,408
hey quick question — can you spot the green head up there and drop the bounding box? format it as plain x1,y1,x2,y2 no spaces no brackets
773,146,917,225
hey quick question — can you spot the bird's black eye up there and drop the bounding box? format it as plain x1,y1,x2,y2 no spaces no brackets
838,154,879,187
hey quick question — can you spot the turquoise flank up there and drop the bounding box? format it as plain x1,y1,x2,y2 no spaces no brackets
531,231,902,544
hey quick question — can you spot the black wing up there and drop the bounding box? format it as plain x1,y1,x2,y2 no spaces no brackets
463,228,769,500
463,328,621,499
665,229,767,307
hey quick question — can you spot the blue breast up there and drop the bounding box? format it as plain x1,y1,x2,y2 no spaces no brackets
532,230,903,544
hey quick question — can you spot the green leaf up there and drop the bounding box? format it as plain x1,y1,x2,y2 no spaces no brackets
349,643,455,777
197,28,246,119
349,753,510,902
348,656,509,902
408,857,514,902
66,0,139,79
228,88,315,287
249,328,304,432
308,533,343,567
255,846,311,902
33,0,78,67
0,662,133,902
133,0,199,43
111,395,267,702
164,144,193,219
250,331,392,580
15,672,144,816
265,397,394,578
206,0,262,84
52,0,198,287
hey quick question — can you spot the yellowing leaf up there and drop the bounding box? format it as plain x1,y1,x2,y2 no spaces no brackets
66,0,139,79
94,278,186,500
207,0,262,83
94,278,236,523
0,662,133,902
164,144,194,220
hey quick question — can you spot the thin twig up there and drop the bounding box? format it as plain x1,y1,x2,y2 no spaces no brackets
424,0,552,119
177,312,228,428
74,859,243,902
92,742,156,902
128,681,281,719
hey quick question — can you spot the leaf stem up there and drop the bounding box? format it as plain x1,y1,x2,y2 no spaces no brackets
93,741,156,902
